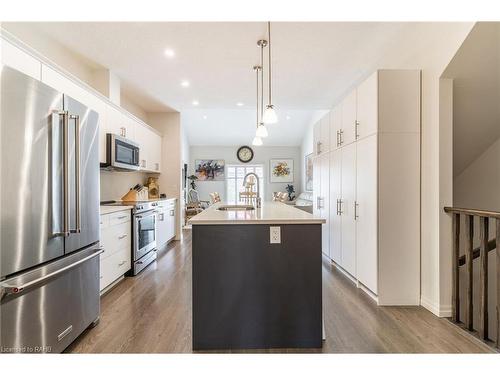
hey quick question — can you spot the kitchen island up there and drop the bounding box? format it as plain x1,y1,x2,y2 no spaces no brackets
189,202,325,350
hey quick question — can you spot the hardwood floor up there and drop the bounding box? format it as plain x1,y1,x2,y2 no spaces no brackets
67,229,494,353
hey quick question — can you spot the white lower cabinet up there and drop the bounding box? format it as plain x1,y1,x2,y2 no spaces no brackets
313,153,329,257
100,210,132,292
340,142,357,277
355,135,378,294
329,149,342,264
156,200,176,249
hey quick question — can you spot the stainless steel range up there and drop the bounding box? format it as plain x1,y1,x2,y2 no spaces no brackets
101,200,159,275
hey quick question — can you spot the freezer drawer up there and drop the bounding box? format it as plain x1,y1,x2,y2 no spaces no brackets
0,246,102,353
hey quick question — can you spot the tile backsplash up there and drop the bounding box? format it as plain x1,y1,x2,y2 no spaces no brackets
100,170,149,201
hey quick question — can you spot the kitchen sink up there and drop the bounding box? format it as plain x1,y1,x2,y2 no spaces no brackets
217,204,255,211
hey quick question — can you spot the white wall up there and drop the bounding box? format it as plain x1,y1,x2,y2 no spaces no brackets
189,146,302,202
454,136,500,211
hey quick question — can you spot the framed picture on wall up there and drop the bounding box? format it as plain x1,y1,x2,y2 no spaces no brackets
195,159,225,181
305,153,313,191
270,159,294,183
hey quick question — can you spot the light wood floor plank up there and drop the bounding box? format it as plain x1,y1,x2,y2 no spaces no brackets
66,230,494,354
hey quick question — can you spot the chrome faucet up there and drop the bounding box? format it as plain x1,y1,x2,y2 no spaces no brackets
243,172,261,208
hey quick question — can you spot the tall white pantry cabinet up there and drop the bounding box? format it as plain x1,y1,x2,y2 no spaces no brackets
313,70,421,305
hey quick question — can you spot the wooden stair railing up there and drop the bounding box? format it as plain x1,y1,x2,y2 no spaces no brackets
444,206,500,348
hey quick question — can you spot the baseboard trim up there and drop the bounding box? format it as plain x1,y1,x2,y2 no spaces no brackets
420,296,452,317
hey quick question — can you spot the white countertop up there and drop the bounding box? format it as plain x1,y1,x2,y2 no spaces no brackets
100,205,134,215
189,201,326,225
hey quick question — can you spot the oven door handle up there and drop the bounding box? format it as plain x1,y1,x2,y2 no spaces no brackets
135,210,158,220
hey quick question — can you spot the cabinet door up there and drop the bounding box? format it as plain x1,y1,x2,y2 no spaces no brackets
356,134,378,293
166,206,176,241
106,105,135,140
134,123,150,170
151,132,162,172
319,153,330,258
340,142,356,276
156,209,168,248
329,106,342,150
1,39,41,80
320,112,330,153
341,90,357,146
357,72,378,140
312,156,322,217
313,120,322,156
329,149,342,264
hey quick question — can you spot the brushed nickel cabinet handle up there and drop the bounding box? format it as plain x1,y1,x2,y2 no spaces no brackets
118,261,126,266
355,120,360,139
118,234,127,239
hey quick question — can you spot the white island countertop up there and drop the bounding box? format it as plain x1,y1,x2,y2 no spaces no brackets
189,201,326,225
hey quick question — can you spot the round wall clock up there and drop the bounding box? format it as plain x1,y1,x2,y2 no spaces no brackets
237,146,254,163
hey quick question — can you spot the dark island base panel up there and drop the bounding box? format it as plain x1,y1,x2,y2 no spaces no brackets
192,224,323,350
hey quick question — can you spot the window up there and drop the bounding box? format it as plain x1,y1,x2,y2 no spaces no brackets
226,164,264,205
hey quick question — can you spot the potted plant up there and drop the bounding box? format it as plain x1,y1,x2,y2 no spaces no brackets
285,184,295,201
187,175,198,190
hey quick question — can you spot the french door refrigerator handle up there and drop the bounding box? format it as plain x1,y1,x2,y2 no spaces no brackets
62,110,70,237
0,249,103,301
70,114,81,233
50,110,68,237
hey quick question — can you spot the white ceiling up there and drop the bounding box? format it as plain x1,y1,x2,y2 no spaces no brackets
443,22,500,176
7,22,473,146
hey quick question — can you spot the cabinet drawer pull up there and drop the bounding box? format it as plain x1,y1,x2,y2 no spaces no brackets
355,120,360,139
118,234,128,239
170,210,175,216
117,215,128,220
354,201,359,220
118,261,126,267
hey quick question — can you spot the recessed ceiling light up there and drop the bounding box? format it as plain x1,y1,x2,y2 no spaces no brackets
192,100,199,106
286,115,291,120
181,80,190,87
164,48,175,58
236,102,244,107
203,115,208,120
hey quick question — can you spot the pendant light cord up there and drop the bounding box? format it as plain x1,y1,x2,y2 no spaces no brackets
268,21,272,106
260,41,264,124
255,66,260,129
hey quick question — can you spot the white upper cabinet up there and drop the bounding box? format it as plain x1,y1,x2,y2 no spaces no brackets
135,124,162,173
1,39,41,81
320,112,330,154
313,112,331,156
340,89,357,146
106,104,135,140
356,72,378,140
330,106,342,149
378,70,421,133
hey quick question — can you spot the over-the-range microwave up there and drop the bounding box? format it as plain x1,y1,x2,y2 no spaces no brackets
101,133,140,171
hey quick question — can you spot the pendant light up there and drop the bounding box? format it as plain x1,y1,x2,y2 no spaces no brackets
256,39,268,138
252,65,264,146
263,21,278,124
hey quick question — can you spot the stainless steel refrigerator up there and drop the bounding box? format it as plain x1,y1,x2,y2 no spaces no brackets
0,65,101,353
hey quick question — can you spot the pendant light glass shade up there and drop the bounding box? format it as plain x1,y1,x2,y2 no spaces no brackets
252,136,263,146
263,104,278,124
256,123,268,138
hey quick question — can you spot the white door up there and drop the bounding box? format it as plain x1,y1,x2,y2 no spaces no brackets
329,106,342,150
356,134,378,293
341,90,357,146
340,142,356,276
320,153,330,258
329,149,342,264
357,72,378,140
